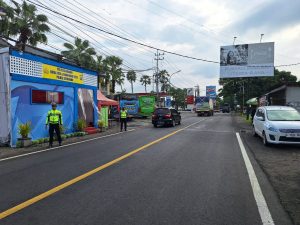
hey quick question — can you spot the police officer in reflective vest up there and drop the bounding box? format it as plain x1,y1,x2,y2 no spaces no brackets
120,107,128,132
46,102,63,147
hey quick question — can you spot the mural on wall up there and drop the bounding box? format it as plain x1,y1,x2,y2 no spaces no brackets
11,80,74,145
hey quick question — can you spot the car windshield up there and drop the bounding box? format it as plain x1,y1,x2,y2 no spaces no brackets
154,108,170,114
267,110,300,121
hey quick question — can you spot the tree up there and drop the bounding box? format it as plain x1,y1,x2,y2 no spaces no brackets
61,37,96,69
158,70,169,92
3,1,50,50
169,87,187,110
218,69,298,107
126,70,137,93
103,56,124,94
140,75,151,93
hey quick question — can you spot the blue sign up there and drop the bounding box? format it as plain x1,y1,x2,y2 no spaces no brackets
166,96,172,108
206,86,216,98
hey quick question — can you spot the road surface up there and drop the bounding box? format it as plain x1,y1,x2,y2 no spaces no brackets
0,113,292,224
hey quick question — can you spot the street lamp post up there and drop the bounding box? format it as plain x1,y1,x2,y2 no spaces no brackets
168,70,181,85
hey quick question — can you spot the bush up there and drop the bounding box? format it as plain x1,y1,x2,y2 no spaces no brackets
44,137,49,143
31,140,39,145
61,134,67,140
77,119,86,132
37,138,44,144
16,141,22,148
18,122,31,138
98,120,104,128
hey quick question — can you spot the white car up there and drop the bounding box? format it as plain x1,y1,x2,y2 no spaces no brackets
252,106,300,146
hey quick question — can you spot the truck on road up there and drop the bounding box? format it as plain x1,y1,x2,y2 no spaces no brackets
195,96,214,116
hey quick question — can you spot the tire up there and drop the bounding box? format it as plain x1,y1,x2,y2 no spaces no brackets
252,125,258,137
177,120,181,125
172,120,176,127
262,131,269,146
153,124,157,128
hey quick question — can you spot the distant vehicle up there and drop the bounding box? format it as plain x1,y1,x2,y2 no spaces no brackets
222,103,230,113
138,96,155,118
252,106,300,146
152,108,181,127
195,96,214,116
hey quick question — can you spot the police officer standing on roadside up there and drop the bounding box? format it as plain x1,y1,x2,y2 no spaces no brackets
46,102,63,147
120,107,128,132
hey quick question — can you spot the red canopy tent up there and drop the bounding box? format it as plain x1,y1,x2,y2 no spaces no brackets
97,91,119,109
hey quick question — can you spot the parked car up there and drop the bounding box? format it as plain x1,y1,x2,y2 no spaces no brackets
252,106,300,146
152,108,181,127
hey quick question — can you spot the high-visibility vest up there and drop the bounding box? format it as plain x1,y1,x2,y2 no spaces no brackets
120,110,127,119
46,109,63,125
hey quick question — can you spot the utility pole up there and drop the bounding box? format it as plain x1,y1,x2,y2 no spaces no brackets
154,49,164,107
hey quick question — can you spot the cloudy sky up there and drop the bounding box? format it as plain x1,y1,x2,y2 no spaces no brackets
8,0,300,94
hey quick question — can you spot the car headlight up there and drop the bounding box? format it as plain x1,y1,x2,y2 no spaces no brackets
267,126,279,132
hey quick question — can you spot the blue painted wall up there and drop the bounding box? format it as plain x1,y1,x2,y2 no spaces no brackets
11,80,75,146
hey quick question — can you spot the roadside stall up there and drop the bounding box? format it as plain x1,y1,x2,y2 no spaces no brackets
97,91,119,128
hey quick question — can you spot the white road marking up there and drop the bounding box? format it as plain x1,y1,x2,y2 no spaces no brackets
0,129,136,162
236,132,275,225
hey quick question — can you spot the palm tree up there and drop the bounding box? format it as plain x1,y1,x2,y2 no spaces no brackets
103,56,124,94
140,75,151,93
61,37,96,69
159,70,169,92
0,1,14,37
7,1,50,50
126,70,137,93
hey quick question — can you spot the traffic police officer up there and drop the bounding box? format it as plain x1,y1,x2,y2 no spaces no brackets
46,102,63,147
120,107,128,132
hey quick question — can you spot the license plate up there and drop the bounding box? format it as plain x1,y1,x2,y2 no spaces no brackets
286,133,300,138
157,121,164,125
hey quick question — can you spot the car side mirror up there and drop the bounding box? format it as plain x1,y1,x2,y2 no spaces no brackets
256,116,265,121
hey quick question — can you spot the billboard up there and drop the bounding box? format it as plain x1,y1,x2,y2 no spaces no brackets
206,86,216,98
220,42,274,78
186,88,194,96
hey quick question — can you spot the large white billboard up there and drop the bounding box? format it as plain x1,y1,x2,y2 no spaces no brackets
220,42,274,78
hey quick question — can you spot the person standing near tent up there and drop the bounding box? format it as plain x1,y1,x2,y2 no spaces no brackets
46,102,63,147
120,107,128,132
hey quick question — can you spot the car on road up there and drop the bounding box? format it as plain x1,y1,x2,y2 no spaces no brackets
252,106,300,146
222,103,230,113
152,108,181,127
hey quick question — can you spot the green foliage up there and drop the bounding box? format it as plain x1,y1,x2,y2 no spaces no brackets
169,87,187,110
61,134,67,140
218,69,298,107
140,75,151,93
126,70,137,93
77,119,87,132
103,56,124,93
16,141,22,148
1,1,50,48
43,137,49,143
61,37,96,69
31,140,39,145
98,120,104,127
18,121,31,138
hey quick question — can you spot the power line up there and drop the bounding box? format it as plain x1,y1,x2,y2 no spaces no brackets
25,0,219,64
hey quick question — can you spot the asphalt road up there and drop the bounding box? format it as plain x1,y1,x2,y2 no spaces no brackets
0,113,293,225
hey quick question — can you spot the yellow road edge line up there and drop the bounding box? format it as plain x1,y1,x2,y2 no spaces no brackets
0,126,190,220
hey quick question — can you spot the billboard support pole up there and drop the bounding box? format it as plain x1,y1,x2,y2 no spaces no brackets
260,34,264,43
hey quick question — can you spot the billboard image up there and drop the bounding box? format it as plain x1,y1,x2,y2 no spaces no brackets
186,88,194,96
220,42,274,78
206,86,216,98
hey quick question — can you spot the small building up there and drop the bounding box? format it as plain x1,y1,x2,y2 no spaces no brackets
260,83,300,111
0,43,100,146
